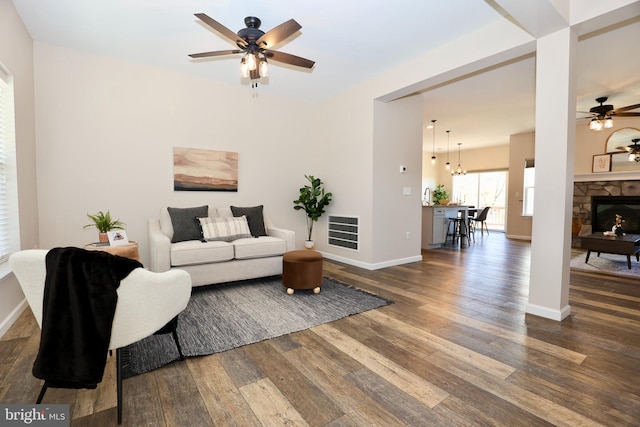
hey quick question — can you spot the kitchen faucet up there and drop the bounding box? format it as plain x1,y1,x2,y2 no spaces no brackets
423,187,431,206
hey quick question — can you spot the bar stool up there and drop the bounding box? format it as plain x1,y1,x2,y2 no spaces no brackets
446,210,472,246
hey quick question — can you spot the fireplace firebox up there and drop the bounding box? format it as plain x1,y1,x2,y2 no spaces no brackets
591,196,640,234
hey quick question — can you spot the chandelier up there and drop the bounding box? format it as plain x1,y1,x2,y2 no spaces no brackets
451,142,466,176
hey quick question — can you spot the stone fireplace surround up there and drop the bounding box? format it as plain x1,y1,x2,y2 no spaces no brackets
573,180,640,238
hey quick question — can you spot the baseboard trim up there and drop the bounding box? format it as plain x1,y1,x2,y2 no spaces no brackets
506,234,532,241
0,299,28,338
525,303,571,321
321,252,422,271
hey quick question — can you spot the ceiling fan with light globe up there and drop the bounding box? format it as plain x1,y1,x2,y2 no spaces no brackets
189,14,315,87
579,96,640,131
616,138,640,162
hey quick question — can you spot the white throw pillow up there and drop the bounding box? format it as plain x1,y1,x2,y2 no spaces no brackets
198,216,251,242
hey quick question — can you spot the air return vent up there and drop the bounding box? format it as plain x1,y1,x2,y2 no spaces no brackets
328,215,359,251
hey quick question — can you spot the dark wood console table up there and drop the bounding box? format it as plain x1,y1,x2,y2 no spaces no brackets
580,232,640,269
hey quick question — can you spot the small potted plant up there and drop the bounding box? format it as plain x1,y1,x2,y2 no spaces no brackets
432,184,450,205
84,210,126,243
293,175,332,249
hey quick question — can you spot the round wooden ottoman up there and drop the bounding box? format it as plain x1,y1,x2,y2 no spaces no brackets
282,250,323,295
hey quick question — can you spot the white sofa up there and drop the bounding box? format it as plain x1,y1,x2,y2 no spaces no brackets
148,205,295,287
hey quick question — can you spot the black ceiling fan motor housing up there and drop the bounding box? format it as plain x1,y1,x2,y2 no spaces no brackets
237,17,265,47
590,96,614,116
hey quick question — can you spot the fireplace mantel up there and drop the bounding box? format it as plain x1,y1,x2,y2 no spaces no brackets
575,171,640,182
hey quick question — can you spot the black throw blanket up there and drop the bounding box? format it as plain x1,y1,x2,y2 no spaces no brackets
33,247,142,389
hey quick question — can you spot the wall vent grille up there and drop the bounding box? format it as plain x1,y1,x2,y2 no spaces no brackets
328,215,359,251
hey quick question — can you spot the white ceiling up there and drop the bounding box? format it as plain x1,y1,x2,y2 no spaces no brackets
10,0,640,151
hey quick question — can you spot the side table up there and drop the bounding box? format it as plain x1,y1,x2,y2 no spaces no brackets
84,241,140,262
282,250,323,294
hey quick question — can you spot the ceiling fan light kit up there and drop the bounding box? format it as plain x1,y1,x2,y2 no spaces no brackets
585,96,640,131
189,14,315,87
624,138,640,163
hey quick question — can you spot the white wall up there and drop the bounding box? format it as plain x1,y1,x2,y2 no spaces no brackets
372,95,423,266
309,85,376,264
0,0,38,336
33,42,317,263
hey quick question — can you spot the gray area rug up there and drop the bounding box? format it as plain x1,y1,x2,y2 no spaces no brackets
570,252,640,278
122,276,392,377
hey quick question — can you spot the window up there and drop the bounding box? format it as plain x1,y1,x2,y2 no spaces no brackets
523,159,535,216
452,170,507,231
0,65,19,267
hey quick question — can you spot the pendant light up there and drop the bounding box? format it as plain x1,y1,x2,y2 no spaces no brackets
430,120,437,165
445,130,451,171
451,142,466,176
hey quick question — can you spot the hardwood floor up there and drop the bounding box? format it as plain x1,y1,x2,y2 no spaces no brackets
2,233,640,426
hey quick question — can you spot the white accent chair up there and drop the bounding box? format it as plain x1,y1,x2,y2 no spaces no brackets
9,249,192,424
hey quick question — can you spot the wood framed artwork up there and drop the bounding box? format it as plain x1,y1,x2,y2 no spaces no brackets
592,154,611,173
173,147,238,191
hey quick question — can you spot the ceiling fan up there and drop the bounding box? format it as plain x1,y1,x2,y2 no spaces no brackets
189,14,315,83
580,96,640,131
616,138,640,162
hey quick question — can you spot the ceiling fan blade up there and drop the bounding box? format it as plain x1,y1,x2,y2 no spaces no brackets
612,103,640,113
257,19,301,48
614,112,640,117
189,49,242,59
264,50,315,68
195,13,247,48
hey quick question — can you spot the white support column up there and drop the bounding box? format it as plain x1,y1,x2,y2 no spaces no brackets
526,26,577,321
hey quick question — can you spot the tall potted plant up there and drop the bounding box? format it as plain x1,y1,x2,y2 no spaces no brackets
293,175,332,249
84,210,126,243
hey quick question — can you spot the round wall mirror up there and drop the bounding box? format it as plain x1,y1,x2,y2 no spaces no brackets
605,127,640,171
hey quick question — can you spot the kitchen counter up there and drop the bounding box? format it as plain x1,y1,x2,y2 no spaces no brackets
422,205,472,249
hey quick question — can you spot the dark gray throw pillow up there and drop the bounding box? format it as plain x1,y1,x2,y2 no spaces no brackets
168,205,208,243
230,205,267,237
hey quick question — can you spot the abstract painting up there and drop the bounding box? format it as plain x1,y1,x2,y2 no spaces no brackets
173,147,238,191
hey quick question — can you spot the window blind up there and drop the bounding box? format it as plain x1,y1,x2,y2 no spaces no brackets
0,66,19,265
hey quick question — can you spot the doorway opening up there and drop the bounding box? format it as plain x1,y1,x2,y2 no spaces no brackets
452,170,507,231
